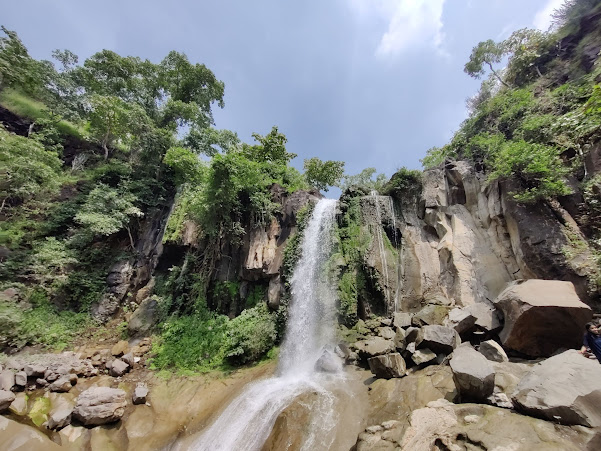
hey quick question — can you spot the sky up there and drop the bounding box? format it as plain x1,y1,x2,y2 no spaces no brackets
3,0,564,188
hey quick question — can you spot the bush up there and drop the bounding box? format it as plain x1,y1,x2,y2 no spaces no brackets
224,303,277,364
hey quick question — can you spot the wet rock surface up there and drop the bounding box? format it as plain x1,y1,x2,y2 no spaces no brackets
72,387,127,426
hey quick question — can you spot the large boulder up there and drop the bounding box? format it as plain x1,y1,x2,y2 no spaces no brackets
368,353,406,379
449,345,495,402
72,387,127,426
354,337,395,360
446,303,501,335
0,371,14,391
512,350,601,427
416,325,460,355
493,280,592,357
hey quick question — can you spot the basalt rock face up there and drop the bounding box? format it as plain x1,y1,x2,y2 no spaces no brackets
378,161,601,319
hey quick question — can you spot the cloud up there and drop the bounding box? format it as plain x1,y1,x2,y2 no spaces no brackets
349,0,447,58
533,0,564,30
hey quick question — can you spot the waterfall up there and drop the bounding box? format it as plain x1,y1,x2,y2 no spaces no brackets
370,191,391,315
180,199,342,451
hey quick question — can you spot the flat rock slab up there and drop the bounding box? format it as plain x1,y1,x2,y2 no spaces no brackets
354,337,395,360
416,325,460,355
512,350,601,427
494,279,592,357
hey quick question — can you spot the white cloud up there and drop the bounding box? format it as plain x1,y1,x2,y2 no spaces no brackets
349,0,447,58
533,0,564,31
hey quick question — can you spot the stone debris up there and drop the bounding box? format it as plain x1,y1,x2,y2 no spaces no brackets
415,325,460,355
133,383,149,405
478,340,508,362
109,359,129,377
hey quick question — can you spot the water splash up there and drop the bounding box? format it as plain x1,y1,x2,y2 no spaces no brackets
182,199,342,451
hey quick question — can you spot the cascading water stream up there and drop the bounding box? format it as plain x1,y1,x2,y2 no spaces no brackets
370,191,391,315
179,199,342,451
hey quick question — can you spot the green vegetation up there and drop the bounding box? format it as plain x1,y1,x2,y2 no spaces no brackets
423,0,601,204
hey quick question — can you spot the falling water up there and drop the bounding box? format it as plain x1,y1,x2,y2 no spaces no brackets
370,191,391,315
181,199,342,451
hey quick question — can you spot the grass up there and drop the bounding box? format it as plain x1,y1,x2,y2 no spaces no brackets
0,88,87,139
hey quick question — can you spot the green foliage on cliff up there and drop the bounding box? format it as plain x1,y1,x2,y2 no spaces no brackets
423,0,601,204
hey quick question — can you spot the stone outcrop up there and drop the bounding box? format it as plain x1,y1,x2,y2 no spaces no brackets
494,279,592,356
128,296,160,335
449,345,495,402
368,353,406,379
512,350,601,427
72,387,127,426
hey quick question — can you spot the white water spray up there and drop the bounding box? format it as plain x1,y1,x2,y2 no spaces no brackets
182,199,342,451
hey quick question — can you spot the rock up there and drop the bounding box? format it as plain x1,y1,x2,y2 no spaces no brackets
0,370,15,391
512,350,601,427
377,326,395,340
36,378,48,387
314,349,341,373
72,387,127,426
121,352,135,367
0,390,15,411
412,305,449,326
493,279,592,357
49,376,76,393
24,364,46,378
416,325,460,355
393,328,406,350
111,340,129,357
446,303,502,335
8,392,28,416
0,416,62,450
393,312,412,329
404,327,419,344
110,359,129,377
47,406,72,430
411,348,437,366
45,370,59,382
380,318,392,327
368,353,406,379
354,337,395,360
449,345,495,402
15,371,27,387
133,383,149,405
478,340,508,362
488,391,514,409
128,296,160,335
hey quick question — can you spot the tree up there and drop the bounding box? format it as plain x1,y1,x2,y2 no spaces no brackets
0,126,62,211
183,127,240,156
75,183,143,248
303,157,345,192
163,146,205,185
464,39,509,87
244,126,297,164
0,27,46,95
341,167,387,192
88,94,149,159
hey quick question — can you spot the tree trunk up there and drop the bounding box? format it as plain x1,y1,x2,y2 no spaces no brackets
126,225,136,250
487,62,510,88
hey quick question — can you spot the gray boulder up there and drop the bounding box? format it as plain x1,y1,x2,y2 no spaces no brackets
512,350,601,427
493,280,592,357
393,328,406,350
478,340,508,362
109,359,129,377
49,375,76,393
121,353,135,367
0,371,15,391
72,387,127,426
368,353,406,379
412,305,449,326
133,383,148,405
449,345,495,402
354,337,395,360
411,348,437,366
416,325,460,355
128,296,160,335
0,390,15,411
446,303,501,335
393,312,412,329
24,364,46,378
377,326,395,340
314,350,341,373
14,371,27,387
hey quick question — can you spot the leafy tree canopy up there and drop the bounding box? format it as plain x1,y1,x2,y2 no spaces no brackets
303,157,345,192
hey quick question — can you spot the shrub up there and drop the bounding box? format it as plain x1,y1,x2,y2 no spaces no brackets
224,303,277,364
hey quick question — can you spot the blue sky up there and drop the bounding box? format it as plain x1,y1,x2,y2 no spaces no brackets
3,0,563,184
